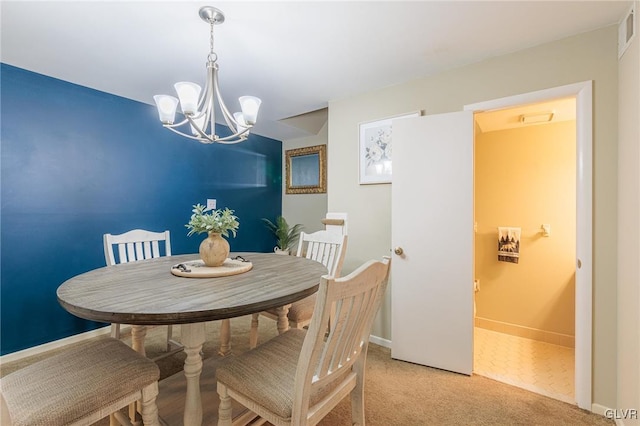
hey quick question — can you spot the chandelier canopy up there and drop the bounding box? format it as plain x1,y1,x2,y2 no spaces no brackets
153,6,261,144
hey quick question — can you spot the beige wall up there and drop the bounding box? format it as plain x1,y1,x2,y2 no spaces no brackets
328,26,619,407
282,123,328,233
617,1,640,421
475,121,576,344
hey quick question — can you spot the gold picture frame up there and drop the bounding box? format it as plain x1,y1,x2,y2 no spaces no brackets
285,145,326,194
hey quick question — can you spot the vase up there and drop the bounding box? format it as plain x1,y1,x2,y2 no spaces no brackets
199,232,230,267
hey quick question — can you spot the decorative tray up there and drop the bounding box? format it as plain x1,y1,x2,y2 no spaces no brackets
170,258,253,278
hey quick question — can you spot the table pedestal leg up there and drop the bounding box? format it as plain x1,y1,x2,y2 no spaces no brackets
218,319,231,356
131,325,147,357
275,304,291,335
181,323,206,426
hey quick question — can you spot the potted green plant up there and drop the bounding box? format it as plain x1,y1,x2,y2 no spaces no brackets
261,216,304,255
186,204,239,267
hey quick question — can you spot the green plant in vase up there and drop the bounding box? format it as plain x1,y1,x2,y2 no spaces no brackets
187,204,239,266
261,216,304,255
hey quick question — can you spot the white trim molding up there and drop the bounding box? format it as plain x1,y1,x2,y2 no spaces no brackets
465,80,593,411
370,334,391,348
0,326,113,364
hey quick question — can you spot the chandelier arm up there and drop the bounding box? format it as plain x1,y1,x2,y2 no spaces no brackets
196,79,210,117
185,112,215,142
212,68,241,131
197,89,214,139
205,63,217,137
167,116,191,127
163,124,215,144
215,128,251,143
215,138,247,145
164,122,248,144
196,62,213,114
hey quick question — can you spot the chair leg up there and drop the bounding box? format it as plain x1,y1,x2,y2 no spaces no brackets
219,319,232,356
140,382,161,426
351,352,367,426
249,313,260,349
217,383,233,426
274,305,291,335
166,325,173,352
111,323,121,339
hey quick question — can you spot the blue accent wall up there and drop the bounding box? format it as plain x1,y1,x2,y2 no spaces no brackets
0,64,282,355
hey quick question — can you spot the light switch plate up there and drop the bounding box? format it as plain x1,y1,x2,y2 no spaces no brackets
207,199,217,210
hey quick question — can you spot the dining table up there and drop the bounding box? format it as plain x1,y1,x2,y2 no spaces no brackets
57,252,328,426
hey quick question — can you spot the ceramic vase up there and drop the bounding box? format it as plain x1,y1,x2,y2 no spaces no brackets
200,232,230,267
274,247,290,255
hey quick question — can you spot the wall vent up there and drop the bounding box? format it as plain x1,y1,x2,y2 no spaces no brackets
618,3,636,59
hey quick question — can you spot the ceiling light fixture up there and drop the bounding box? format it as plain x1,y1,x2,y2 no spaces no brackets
519,111,554,124
153,6,261,144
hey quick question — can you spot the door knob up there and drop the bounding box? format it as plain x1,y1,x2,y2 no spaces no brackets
394,247,404,256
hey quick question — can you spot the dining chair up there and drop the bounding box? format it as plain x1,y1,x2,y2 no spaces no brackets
103,229,183,358
217,256,391,426
0,337,160,426
249,229,348,349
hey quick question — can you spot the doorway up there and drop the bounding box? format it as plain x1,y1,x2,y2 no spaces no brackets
472,98,577,404
391,81,592,410
465,81,593,409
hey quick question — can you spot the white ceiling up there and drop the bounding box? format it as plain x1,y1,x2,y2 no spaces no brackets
1,1,631,141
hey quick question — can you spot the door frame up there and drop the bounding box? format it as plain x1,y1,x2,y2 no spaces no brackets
464,81,593,410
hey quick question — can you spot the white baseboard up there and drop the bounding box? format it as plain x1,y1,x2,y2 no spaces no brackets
2,329,393,362
592,403,610,416
0,326,113,364
475,317,575,348
369,334,391,348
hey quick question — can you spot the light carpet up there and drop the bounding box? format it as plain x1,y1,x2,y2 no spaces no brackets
1,316,613,425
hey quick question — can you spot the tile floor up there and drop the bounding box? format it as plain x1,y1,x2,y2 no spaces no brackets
474,327,575,404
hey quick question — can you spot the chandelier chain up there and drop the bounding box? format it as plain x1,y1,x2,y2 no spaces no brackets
208,20,217,63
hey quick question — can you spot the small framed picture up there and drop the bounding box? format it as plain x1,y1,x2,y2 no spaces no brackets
285,144,326,194
358,111,421,184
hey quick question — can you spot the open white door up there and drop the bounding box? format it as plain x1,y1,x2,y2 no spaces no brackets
391,110,474,375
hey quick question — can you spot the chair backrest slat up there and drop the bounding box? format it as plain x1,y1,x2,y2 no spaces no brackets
103,229,171,266
132,242,142,261
296,230,347,278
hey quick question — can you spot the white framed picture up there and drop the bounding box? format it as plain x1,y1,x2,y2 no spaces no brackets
358,111,421,184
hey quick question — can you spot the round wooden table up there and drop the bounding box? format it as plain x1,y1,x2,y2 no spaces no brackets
57,252,327,426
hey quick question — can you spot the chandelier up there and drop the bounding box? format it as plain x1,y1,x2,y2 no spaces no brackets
153,6,261,144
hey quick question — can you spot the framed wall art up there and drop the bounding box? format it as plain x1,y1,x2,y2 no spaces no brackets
358,111,421,184
285,144,326,194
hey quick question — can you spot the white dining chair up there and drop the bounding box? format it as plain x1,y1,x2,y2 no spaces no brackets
103,229,183,359
217,257,391,426
249,228,347,349
0,337,161,426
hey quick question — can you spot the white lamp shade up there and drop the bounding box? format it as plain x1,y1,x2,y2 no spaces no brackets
153,95,179,124
189,113,207,136
233,112,249,134
239,96,261,125
174,82,202,115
